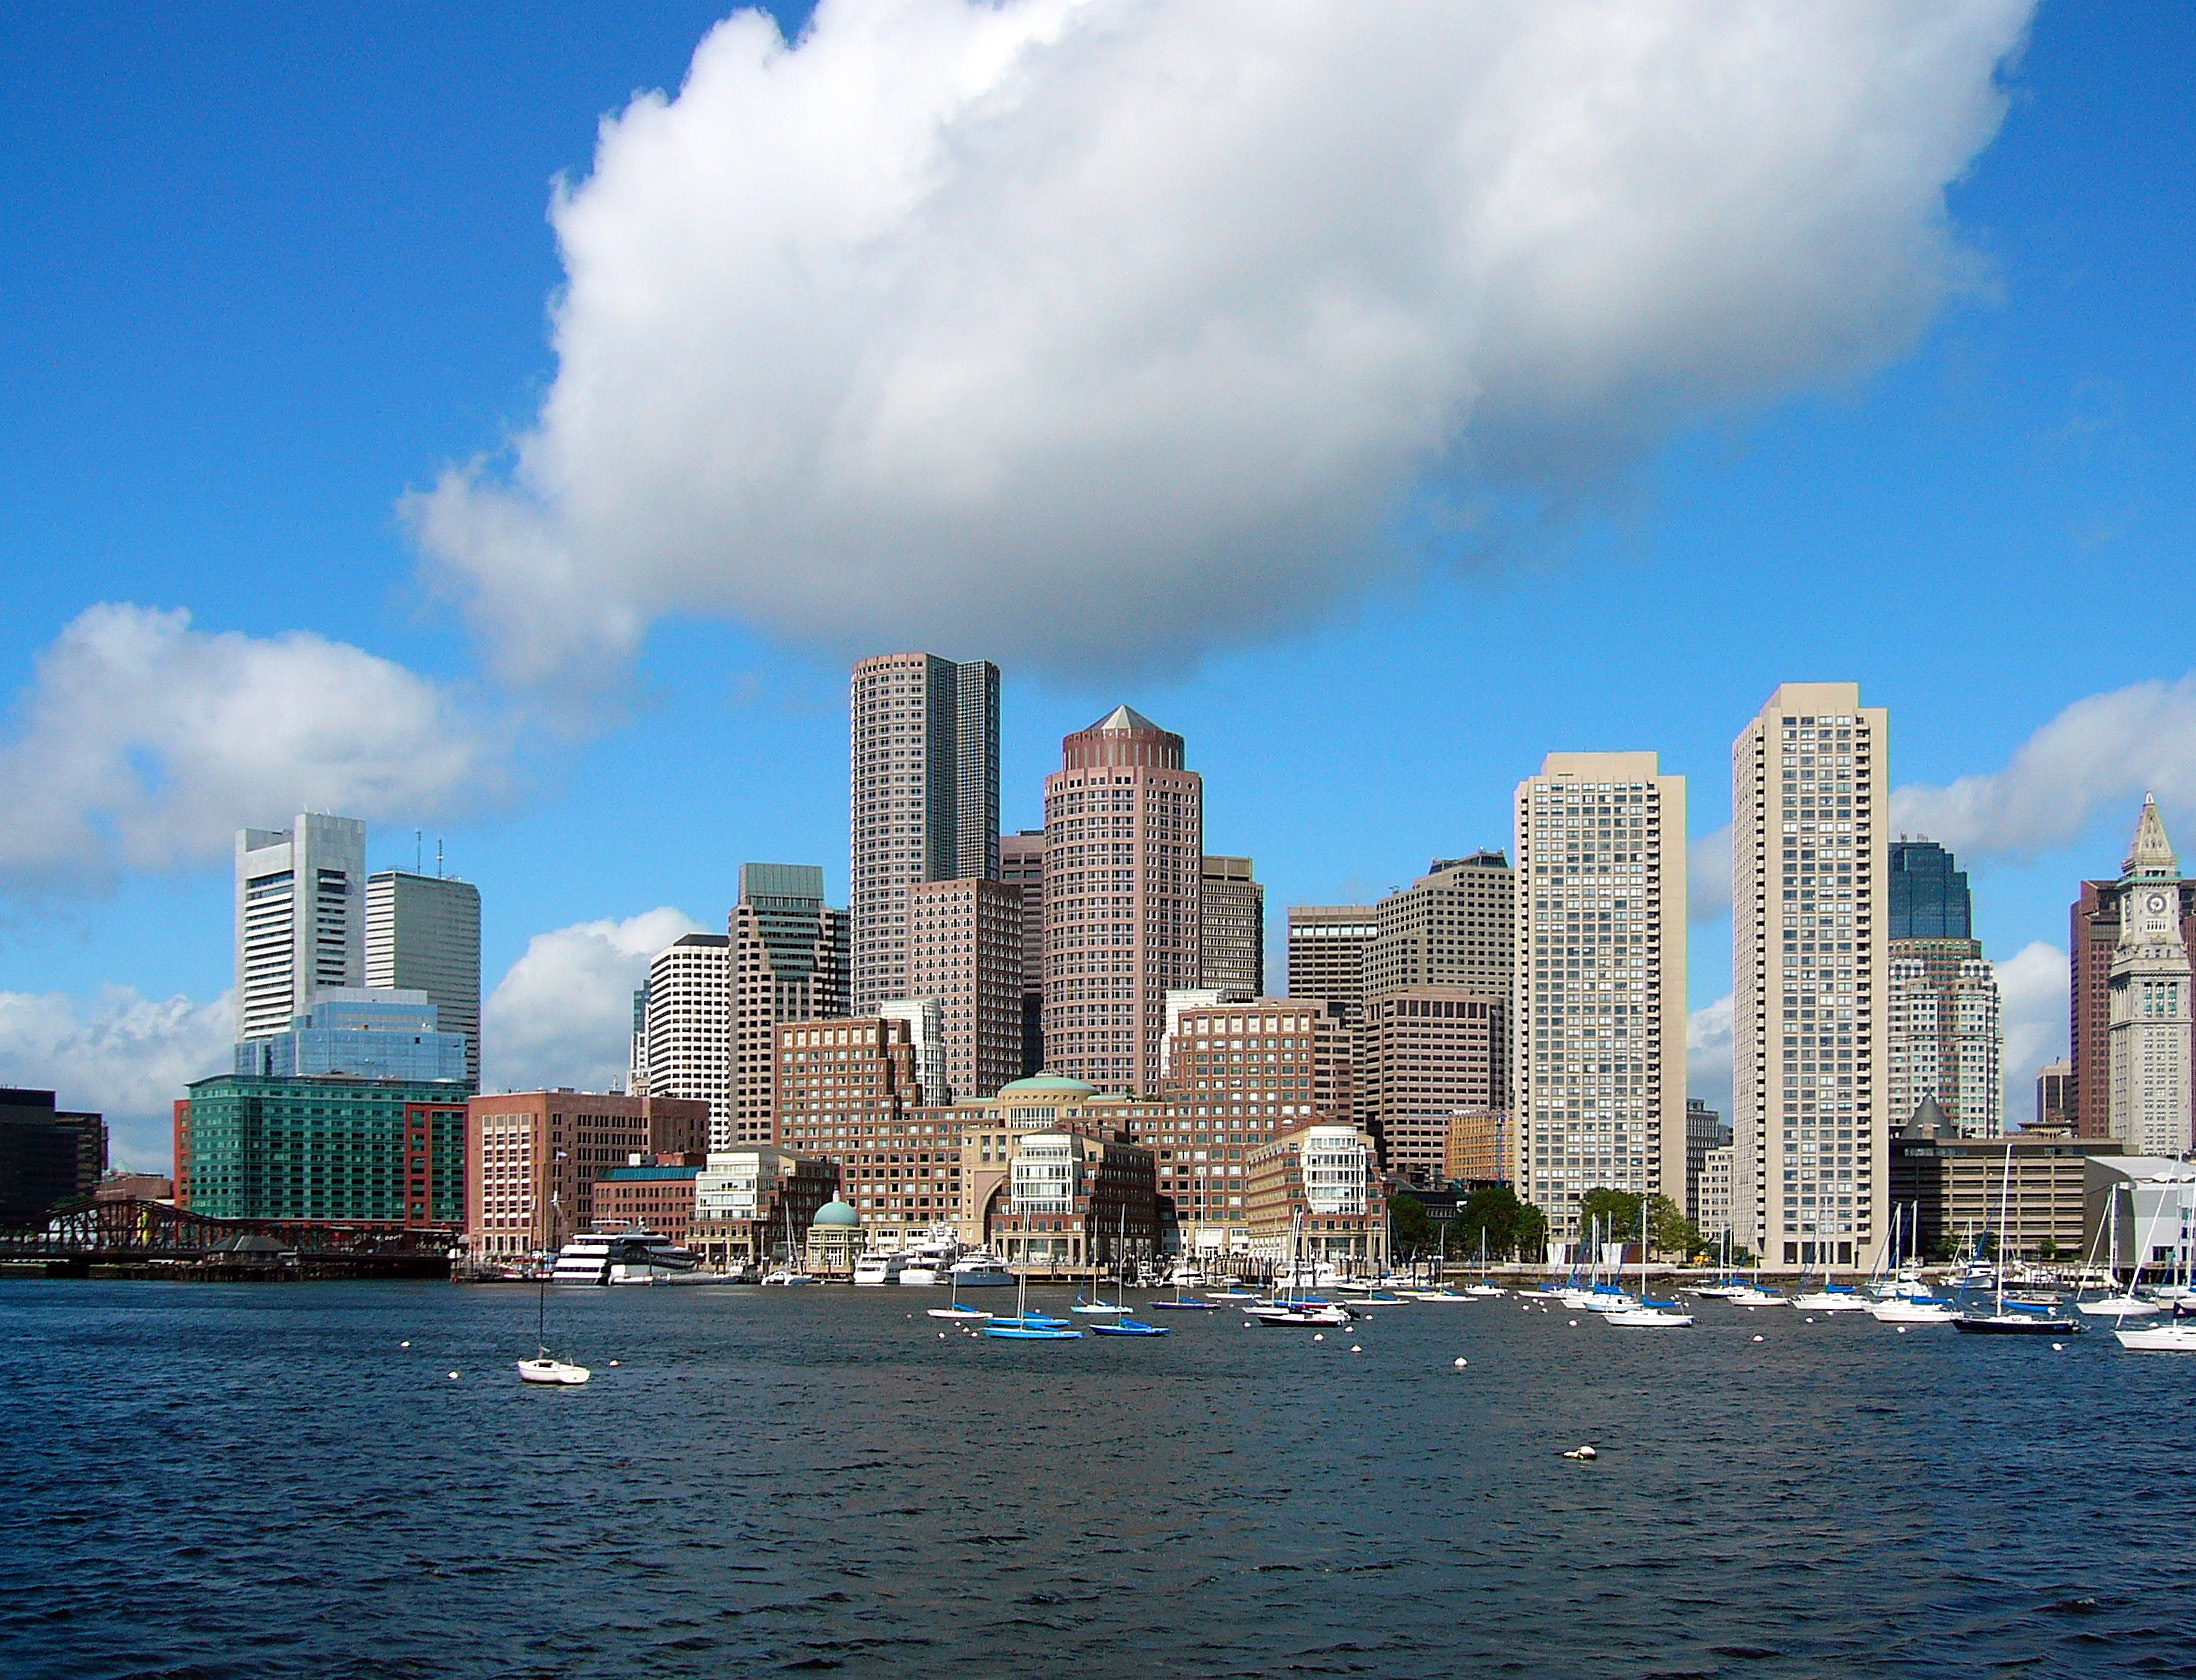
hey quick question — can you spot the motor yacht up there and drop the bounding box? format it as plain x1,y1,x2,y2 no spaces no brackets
551,1230,708,1285
853,1252,911,1287
947,1252,1014,1288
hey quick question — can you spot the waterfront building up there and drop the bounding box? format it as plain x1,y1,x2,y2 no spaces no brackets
772,1017,962,1250
1244,1122,1388,1275
1731,685,1889,1271
645,933,732,1136
1285,905,1380,1026
988,1126,1159,1271
2036,1059,2075,1130
2085,1156,2196,1280
178,1075,468,1227
1515,753,1688,1242
1696,1144,1735,1242
905,875,1025,1101
1889,1108,2120,1261
2106,797,2195,1157
1355,987,1505,1187
731,863,851,1148
2071,870,2196,1138
1040,706,1203,1096
849,653,1001,1016
365,869,481,1088
1200,856,1265,997
691,1149,840,1271
804,1198,866,1278
1887,840,1972,939
1443,1108,1510,1186
235,814,366,1042
1367,852,1515,1000
594,1160,704,1245
1886,942,2003,1137
877,997,950,1107
0,1088,106,1225
1000,829,1047,1075
465,1090,710,1260
233,988,469,1084
1684,1099,1731,1224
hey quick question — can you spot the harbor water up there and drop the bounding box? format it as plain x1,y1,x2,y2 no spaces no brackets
4,1280,2193,1679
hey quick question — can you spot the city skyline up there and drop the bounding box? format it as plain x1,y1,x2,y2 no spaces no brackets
0,6,2192,1173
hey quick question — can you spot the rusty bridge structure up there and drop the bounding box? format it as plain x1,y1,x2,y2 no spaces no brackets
0,1197,458,1279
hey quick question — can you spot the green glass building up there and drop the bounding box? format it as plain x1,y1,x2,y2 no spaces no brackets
178,1075,468,1226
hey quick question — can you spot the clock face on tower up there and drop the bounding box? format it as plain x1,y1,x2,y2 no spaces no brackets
2147,893,2170,916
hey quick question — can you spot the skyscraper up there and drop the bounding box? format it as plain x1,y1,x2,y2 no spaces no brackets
1367,851,1515,998
2070,867,2196,1140
1285,905,1380,1025
1882,838,2001,1136
1887,840,1972,939
646,934,732,1136
1355,988,1505,1187
1513,754,1687,1243
1000,829,1046,1075
2035,1059,2074,1129
849,653,1001,1015
906,876,1024,1101
1731,684,1890,1271
366,870,482,1088
2107,795,2195,1156
1199,856,1264,996
731,863,851,1148
1041,706,1203,1095
235,814,367,1042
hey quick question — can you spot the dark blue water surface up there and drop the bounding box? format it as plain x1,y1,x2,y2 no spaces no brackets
4,1280,2193,1679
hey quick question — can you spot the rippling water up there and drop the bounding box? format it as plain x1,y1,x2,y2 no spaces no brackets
4,1279,2194,1679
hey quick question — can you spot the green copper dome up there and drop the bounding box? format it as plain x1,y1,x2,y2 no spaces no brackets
997,1073,1098,1097
812,1199,860,1227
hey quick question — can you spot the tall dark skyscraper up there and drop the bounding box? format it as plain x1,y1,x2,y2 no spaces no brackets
1888,840,1971,939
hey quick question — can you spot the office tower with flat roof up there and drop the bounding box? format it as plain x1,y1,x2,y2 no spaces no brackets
1684,1099,1731,1224
1515,753,1687,1244
1367,851,1515,999
1000,829,1047,1074
2035,1058,2074,1129
1888,840,1971,939
877,996,950,1107
627,988,649,1096
1356,987,1505,1187
906,877,1024,1102
1887,944,2002,1136
0,1089,106,1226
2107,796,2195,1156
1286,905,1380,1025
646,933,733,1139
233,988,468,1084
235,814,366,1041
1041,707,1203,1096
849,653,1001,1015
2071,857,2196,1140
1732,684,1890,1271
1199,856,1264,996
179,1074,466,1226
731,863,852,1148
366,869,482,1088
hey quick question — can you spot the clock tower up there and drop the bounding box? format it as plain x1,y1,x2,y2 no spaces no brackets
2107,795,2195,1156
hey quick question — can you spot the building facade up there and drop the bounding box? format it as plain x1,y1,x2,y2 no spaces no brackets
0,1088,106,1225
849,653,1001,1015
465,1090,710,1259
2036,1059,2075,1130
1889,1122,2118,1261
180,1075,468,1227
594,1162,703,1245
233,988,470,1084
990,1128,1159,1271
691,1149,840,1271
877,997,950,1107
1885,942,2002,1136
645,933,733,1137
1514,753,1688,1243
905,876,1025,1102
772,1017,962,1250
1041,706,1203,1096
1356,988,1505,1187
1443,1108,1510,1186
2107,796,2196,1156
365,869,482,1088
1285,905,1381,1026
731,863,852,1147
1199,856,1264,997
1888,840,1972,939
2071,874,2196,1138
1684,1099,1730,1224
1000,829,1047,1076
235,814,366,1042
1367,851,1516,1000
1731,685,1890,1271
1245,1123,1387,1274
1695,1144,1735,1241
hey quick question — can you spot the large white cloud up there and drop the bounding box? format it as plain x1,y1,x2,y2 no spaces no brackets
0,605,500,889
0,985,235,1173
1995,940,2066,1129
481,908,703,1092
1688,993,1733,1117
1892,673,2196,862
411,0,2032,682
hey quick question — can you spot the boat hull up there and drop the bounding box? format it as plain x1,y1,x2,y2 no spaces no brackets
516,1358,591,1385
1952,1315,2080,1335
2116,1324,2196,1351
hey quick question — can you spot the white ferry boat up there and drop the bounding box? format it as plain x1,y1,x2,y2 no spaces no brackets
551,1230,708,1285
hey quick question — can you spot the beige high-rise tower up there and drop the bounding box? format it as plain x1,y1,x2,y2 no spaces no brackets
1732,684,1890,1272
2107,795,2194,1156
1512,755,1687,1244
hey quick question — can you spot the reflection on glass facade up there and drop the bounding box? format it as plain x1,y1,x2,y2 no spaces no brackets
1888,841,1972,940
233,988,469,1086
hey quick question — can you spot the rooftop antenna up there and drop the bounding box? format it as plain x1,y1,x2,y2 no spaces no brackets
437,839,445,879
415,830,423,873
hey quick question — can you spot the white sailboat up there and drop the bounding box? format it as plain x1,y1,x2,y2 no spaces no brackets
518,1196,592,1385
1605,1200,1693,1327
2077,1192,2162,1317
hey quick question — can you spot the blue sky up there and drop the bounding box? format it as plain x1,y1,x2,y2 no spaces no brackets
1,2,2190,1167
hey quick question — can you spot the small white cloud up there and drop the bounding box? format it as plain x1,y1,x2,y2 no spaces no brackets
1891,673,2196,861
1688,993,1734,1117
0,605,501,890
1689,826,1733,923
481,908,703,1092
0,985,235,1173
412,0,2032,683
1994,940,2067,1130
